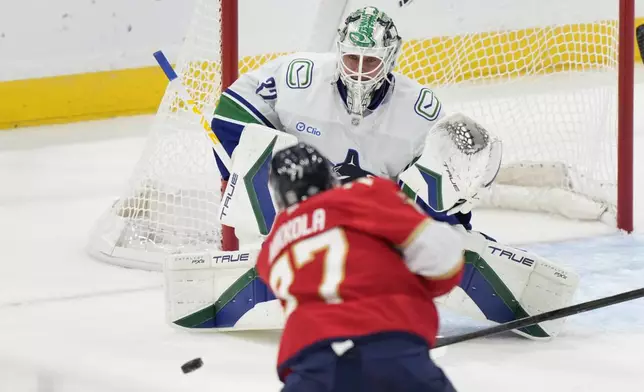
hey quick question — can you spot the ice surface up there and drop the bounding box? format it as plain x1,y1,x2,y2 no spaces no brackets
1,71,644,390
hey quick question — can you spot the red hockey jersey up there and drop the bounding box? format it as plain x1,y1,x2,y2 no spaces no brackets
256,177,464,375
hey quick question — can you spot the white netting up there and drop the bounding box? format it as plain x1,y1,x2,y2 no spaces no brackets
396,20,619,221
88,0,624,269
88,0,292,269
88,0,226,269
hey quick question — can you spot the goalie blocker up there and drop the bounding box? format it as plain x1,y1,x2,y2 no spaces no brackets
165,120,579,338
165,124,296,329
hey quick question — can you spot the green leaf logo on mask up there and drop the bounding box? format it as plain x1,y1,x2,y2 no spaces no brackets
349,32,376,47
348,7,381,48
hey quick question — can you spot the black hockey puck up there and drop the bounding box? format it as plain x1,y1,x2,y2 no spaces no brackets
181,357,203,374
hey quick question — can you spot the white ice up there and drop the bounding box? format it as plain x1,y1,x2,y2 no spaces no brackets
1,73,644,391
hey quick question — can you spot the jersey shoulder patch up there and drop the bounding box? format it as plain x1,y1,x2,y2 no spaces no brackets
285,58,315,89
413,87,442,121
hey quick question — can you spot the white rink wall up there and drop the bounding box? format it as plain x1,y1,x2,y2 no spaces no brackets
1,0,642,81
0,0,317,81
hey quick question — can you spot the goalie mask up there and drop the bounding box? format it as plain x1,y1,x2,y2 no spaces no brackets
269,143,339,210
337,6,402,117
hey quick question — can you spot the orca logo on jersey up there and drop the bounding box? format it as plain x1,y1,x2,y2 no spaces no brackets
295,121,321,136
333,149,374,184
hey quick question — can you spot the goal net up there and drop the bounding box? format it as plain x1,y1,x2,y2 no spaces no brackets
87,0,633,270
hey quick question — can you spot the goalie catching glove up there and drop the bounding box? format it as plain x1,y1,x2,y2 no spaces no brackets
398,112,502,216
398,113,580,338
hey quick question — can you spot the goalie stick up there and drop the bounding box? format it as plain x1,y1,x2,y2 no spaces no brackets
153,50,232,169
434,286,644,348
179,289,643,374
179,288,643,373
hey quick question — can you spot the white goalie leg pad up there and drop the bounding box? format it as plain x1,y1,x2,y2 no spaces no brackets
164,248,285,331
437,232,580,339
398,112,502,213
219,124,298,246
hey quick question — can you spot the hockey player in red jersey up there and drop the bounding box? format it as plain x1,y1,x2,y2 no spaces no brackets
256,143,465,391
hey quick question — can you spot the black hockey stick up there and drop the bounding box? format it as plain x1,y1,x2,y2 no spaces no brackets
434,287,644,348
637,24,644,64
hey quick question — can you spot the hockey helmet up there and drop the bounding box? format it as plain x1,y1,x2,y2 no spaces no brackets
336,6,402,116
269,143,339,210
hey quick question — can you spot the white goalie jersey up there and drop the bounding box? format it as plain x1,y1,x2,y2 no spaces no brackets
167,50,580,341
211,52,445,182
164,4,580,341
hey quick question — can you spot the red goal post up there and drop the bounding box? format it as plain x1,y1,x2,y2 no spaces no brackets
617,0,635,233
